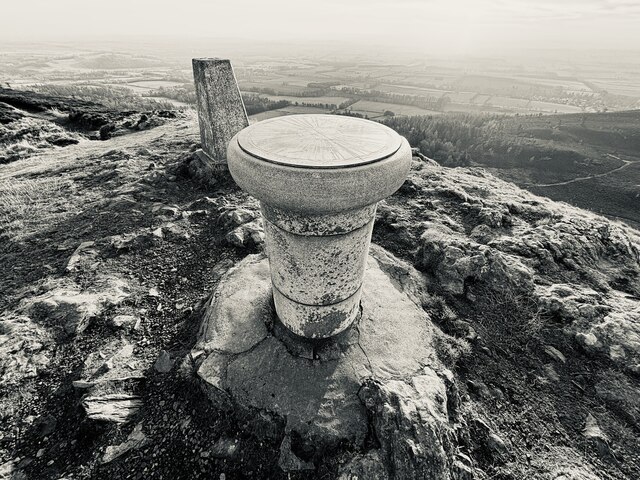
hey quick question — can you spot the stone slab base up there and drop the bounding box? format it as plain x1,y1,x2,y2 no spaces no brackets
193,245,456,476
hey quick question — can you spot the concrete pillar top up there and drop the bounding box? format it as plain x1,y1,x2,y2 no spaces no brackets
236,114,402,169
228,114,412,214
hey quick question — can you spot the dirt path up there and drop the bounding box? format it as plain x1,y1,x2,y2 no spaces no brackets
527,154,635,188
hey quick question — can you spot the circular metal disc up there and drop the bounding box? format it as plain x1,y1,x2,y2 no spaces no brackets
236,114,402,169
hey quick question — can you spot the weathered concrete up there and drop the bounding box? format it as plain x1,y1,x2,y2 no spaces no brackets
192,58,248,167
263,208,373,304
227,114,411,338
193,246,451,470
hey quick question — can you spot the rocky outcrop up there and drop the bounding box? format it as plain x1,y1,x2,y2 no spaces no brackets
416,223,534,296
82,394,143,423
18,276,131,336
0,87,181,164
0,315,51,387
359,371,454,480
379,161,640,373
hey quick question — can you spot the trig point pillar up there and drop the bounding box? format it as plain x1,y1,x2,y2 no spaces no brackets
227,115,411,339
192,58,248,168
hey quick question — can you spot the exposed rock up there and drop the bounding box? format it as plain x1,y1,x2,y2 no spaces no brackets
109,314,138,330
543,345,567,363
208,437,240,459
102,422,149,464
158,221,186,239
0,459,25,480
389,164,640,375
582,413,614,459
20,276,131,335
451,453,481,480
154,350,173,373
536,284,604,326
153,204,180,217
176,150,223,188
487,433,509,457
367,243,430,307
217,206,263,249
108,228,162,252
225,219,264,249
536,284,640,372
469,416,509,461
278,435,314,472
65,241,99,272
524,447,602,480
0,314,51,386
187,196,222,212
74,339,148,390
476,204,511,228
416,224,534,297
195,352,232,409
196,258,271,355
548,468,601,480
0,86,103,118
358,369,453,480
467,379,492,399
218,208,256,228
82,394,142,423
469,224,494,244
337,450,389,480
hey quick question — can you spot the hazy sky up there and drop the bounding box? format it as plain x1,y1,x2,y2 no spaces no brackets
3,0,640,55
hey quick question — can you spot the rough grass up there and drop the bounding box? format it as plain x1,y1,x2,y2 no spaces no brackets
0,116,82,164
472,284,544,346
0,177,68,242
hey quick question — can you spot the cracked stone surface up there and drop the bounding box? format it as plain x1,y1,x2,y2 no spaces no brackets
194,244,444,452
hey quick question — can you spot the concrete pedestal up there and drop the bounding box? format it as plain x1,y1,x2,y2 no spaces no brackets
227,114,412,338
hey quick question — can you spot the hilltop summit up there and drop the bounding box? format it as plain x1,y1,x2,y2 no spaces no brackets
1,109,639,479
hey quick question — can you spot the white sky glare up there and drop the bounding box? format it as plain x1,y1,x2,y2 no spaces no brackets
2,0,639,55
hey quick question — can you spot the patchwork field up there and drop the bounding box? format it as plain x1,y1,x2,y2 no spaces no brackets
249,94,351,105
350,100,441,117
